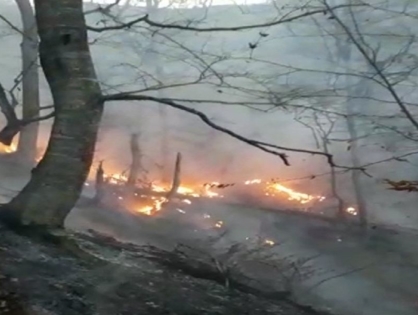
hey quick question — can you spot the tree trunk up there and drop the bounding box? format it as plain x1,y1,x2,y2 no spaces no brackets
15,0,40,165
322,141,345,220
145,0,170,183
126,133,141,187
346,107,368,226
166,152,181,201
94,161,105,204
2,0,103,228
332,1,368,227
158,99,169,182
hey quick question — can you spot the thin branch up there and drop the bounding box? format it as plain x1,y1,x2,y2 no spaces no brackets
84,0,122,15
0,83,53,145
0,83,19,124
104,93,357,169
279,150,418,184
87,4,364,33
86,16,148,32
21,111,55,125
40,104,54,110
306,261,377,293
0,14,23,36
324,0,418,132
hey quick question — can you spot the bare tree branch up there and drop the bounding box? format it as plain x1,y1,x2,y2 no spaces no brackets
323,0,418,132
84,0,122,15
0,83,19,126
0,14,23,36
21,111,55,125
86,15,148,32
103,93,361,169
0,83,53,145
86,3,364,33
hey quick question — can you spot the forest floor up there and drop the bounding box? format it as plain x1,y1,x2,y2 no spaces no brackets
1,160,418,315
0,222,333,315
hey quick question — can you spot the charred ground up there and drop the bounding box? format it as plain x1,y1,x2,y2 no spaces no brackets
0,222,332,315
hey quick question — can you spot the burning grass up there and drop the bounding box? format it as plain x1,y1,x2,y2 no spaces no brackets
93,172,329,218
0,139,358,220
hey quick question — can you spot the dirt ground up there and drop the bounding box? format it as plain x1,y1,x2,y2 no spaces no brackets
0,222,333,315
1,160,418,315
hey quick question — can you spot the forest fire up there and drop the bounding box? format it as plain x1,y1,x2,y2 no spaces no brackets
0,138,44,161
0,141,336,218
0,142,17,154
97,170,327,219
244,178,326,204
346,206,358,216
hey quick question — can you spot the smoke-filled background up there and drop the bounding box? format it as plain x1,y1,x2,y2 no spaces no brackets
1,0,418,228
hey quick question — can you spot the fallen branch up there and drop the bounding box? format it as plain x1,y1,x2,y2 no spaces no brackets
79,231,328,314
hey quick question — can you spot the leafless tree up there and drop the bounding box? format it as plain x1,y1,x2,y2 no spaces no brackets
0,0,42,164
295,110,346,220
0,0,387,229
15,0,40,165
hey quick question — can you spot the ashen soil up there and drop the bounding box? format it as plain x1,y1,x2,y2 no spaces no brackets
0,222,332,315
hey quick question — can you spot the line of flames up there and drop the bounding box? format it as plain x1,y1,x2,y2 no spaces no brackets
1,142,357,218
99,173,329,216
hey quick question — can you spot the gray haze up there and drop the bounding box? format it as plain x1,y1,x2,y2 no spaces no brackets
1,2,418,225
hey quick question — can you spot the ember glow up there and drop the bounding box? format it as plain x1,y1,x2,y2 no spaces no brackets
136,196,167,215
0,138,44,161
0,140,17,154
1,141,327,216
266,183,326,204
264,239,275,246
346,206,358,216
85,169,327,216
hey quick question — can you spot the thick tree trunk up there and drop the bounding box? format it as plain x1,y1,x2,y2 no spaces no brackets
15,0,40,165
2,0,103,228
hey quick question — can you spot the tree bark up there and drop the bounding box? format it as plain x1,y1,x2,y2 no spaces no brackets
324,143,345,220
15,0,40,165
2,0,103,228
126,133,141,187
166,152,181,201
145,0,170,183
346,103,368,226
94,161,105,204
332,1,368,227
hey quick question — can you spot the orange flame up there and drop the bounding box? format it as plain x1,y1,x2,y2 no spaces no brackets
266,183,325,204
136,196,167,215
91,171,326,217
0,139,17,154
